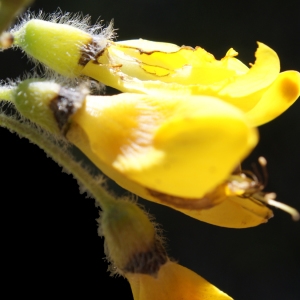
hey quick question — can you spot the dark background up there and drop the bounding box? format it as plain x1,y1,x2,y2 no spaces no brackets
1,0,300,299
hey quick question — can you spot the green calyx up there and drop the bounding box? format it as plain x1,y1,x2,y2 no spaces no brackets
1,79,85,135
13,79,62,133
100,200,167,276
13,19,93,77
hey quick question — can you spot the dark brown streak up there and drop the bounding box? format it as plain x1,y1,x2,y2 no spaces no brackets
147,189,216,210
49,87,84,135
123,237,167,276
78,39,107,66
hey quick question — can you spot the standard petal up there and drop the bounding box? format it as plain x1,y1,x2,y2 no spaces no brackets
81,39,249,93
112,40,243,84
82,41,288,119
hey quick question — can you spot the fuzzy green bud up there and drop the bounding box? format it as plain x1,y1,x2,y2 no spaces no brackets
13,19,95,77
9,79,85,134
100,201,167,276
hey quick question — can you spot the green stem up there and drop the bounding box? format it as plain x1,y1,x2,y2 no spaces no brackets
0,87,14,101
0,112,116,211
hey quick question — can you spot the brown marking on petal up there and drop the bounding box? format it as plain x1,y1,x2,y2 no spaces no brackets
94,49,106,61
49,87,85,134
79,38,107,66
147,188,218,210
123,237,167,277
114,44,159,55
138,49,164,55
138,45,195,55
114,43,175,56
115,42,196,56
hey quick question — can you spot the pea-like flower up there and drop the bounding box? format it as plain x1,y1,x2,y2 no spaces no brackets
82,40,300,127
8,18,300,127
0,79,275,228
5,16,299,227
67,93,257,200
67,92,275,227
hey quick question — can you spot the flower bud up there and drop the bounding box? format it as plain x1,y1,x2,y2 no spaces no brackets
100,200,167,276
3,79,85,134
12,19,107,77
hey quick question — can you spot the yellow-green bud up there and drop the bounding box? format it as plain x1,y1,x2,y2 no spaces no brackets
11,79,85,134
12,19,101,77
100,201,167,276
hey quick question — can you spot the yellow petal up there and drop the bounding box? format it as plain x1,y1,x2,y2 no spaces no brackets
68,93,257,199
81,41,300,126
81,39,248,92
126,261,233,300
82,41,278,100
219,42,280,98
245,70,300,126
184,195,273,228
111,40,243,84
128,96,257,198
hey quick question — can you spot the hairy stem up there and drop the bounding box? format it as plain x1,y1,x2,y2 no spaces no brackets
0,112,116,210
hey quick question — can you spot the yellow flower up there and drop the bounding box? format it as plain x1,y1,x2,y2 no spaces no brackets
0,79,273,228
82,40,300,126
126,261,232,300
9,19,300,127
67,93,257,200
65,90,275,228
66,92,268,228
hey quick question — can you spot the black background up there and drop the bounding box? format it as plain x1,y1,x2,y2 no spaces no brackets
1,1,300,299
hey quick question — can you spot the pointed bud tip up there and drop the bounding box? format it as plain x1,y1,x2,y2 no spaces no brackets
12,19,94,77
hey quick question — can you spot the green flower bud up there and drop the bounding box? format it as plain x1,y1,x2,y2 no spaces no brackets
5,79,85,134
12,19,98,77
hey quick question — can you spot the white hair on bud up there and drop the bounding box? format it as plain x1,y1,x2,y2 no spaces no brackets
10,8,116,40
9,9,115,93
